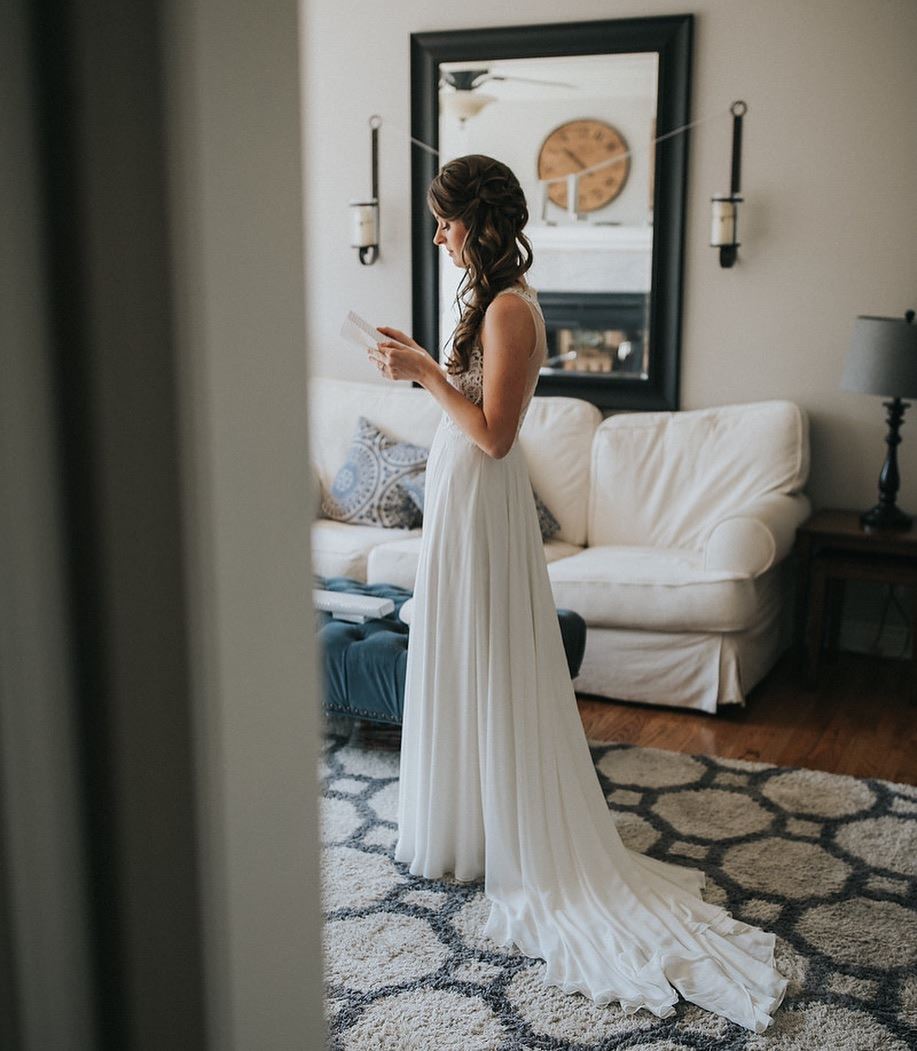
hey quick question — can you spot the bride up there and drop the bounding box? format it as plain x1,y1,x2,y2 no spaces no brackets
365,153,788,1034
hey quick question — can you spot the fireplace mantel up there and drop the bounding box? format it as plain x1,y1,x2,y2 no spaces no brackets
527,223,653,294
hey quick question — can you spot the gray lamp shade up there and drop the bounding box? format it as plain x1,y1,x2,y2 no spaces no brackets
842,315,917,398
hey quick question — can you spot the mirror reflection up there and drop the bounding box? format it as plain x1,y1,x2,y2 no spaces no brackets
437,52,659,383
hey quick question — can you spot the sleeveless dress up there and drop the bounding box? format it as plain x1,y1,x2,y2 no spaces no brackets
393,283,788,1034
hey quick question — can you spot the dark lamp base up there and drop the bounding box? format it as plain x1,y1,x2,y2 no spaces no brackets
860,503,913,533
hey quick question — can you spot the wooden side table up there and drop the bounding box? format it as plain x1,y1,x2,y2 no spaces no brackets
794,509,917,695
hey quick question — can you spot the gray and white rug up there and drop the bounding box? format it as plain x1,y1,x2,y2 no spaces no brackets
319,728,917,1050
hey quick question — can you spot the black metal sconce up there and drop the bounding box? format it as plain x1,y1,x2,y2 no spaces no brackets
711,100,746,268
350,115,381,265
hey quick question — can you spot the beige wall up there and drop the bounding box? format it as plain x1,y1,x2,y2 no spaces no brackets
303,0,917,513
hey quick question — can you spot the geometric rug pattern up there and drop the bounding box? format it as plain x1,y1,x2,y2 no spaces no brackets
319,729,917,1050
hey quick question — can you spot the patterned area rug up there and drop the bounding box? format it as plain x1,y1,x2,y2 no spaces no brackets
319,729,917,1050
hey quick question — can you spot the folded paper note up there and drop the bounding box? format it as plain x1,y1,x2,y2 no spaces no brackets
341,310,386,350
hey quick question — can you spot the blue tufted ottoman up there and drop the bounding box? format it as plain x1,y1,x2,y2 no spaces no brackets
315,574,587,726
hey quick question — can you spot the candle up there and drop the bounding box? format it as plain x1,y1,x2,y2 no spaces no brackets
710,195,737,247
349,200,378,248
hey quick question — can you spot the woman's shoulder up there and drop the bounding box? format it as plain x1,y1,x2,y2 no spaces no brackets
486,284,534,314
480,286,537,352
484,289,532,320
494,280,534,297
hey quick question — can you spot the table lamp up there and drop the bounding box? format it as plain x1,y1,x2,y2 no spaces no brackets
841,310,917,531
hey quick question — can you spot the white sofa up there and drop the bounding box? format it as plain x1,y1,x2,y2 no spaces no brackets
309,376,811,713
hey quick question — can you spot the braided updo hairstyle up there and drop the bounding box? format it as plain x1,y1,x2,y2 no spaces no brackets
427,154,534,376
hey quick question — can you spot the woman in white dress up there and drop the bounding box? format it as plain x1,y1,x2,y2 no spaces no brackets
366,154,788,1034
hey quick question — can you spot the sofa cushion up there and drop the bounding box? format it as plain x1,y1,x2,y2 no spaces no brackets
366,534,585,590
400,471,426,519
310,378,444,493
309,378,601,547
547,546,758,632
519,396,601,547
533,489,562,541
397,468,561,542
311,518,420,582
587,400,809,551
321,415,427,529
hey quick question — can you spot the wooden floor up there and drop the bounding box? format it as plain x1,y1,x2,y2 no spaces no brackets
352,649,916,786
575,648,916,785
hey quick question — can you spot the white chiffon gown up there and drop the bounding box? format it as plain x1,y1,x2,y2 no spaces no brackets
393,282,788,1034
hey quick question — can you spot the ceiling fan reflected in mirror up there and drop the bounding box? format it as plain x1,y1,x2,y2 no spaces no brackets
439,67,578,123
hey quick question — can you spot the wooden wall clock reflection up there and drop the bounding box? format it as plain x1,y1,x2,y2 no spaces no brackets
537,118,630,212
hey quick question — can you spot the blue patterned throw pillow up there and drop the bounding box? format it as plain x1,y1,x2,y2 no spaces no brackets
403,471,561,541
400,471,426,519
532,487,561,541
321,416,428,529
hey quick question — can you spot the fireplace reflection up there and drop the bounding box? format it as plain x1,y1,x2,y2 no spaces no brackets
538,291,649,379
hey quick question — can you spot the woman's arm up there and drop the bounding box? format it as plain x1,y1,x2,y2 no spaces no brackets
374,296,535,459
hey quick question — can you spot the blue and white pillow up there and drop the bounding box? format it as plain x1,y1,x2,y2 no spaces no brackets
321,416,428,529
403,471,561,542
400,472,426,519
532,488,562,541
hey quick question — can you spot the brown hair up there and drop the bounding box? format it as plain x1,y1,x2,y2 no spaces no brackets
427,154,533,375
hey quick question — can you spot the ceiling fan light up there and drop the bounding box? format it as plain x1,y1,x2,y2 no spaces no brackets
440,92,497,121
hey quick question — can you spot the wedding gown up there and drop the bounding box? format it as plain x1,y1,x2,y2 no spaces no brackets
393,282,788,1034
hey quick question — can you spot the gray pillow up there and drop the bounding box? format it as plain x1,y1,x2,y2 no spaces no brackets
404,471,561,542
321,416,428,529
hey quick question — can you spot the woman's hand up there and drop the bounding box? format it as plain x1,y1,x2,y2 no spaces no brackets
376,325,423,351
367,329,435,384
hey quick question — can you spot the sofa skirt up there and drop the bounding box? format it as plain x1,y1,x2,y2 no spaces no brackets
571,563,792,713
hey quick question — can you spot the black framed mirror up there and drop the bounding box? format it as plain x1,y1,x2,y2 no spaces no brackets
410,15,693,411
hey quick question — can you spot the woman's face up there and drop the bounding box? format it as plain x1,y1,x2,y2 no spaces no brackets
432,213,470,268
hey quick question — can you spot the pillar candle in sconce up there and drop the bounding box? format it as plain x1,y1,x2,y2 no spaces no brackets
350,114,381,265
349,200,378,248
710,194,738,248
710,101,746,268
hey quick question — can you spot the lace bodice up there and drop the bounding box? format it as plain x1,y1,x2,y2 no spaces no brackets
441,283,546,441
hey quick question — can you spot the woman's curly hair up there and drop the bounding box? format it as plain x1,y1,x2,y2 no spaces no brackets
427,154,534,375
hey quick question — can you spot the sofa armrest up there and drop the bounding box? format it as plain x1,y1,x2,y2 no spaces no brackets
703,491,812,577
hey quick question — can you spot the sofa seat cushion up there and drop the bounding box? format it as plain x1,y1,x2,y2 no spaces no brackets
366,534,585,590
312,518,421,582
547,545,758,632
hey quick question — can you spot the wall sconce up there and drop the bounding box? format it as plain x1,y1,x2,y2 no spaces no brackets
349,115,381,265
710,100,746,268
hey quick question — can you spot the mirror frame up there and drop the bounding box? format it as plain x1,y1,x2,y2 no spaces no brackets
410,15,693,411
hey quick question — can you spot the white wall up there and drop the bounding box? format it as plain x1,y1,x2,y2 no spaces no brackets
303,0,917,513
